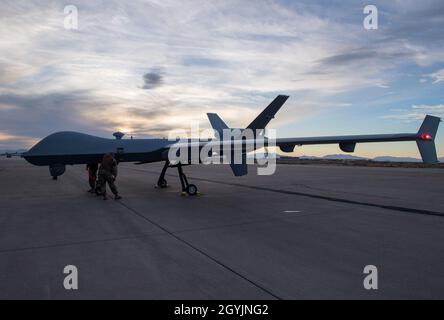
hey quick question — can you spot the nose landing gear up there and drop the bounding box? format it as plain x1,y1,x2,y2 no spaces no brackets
156,161,170,189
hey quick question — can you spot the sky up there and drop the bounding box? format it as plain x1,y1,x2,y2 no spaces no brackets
0,0,443,158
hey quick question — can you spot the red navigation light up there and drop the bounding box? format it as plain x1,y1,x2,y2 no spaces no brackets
420,133,433,141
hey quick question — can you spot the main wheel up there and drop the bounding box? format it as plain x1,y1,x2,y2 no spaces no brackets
157,178,168,188
186,184,198,196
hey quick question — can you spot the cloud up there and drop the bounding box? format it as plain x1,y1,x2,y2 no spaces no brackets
317,51,377,66
0,91,178,143
0,132,37,150
142,69,163,90
429,68,444,84
382,104,444,121
316,49,413,68
0,91,109,137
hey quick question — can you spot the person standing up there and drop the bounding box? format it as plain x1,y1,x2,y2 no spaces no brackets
86,162,99,193
97,153,122,200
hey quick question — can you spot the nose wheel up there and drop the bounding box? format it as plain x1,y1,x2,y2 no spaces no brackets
157,178,168,189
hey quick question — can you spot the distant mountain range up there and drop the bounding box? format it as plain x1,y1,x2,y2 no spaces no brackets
372,156,421,163
321,154,368,160
295,154,444,163
247,152,280,159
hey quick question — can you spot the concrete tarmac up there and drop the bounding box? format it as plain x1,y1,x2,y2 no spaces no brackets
0,158,443,299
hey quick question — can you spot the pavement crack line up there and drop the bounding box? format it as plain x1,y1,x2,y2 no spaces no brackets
194,178,444,218
0,233,165,254
124,166,444,218
116,200,282,300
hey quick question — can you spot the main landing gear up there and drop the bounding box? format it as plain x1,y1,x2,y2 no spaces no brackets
156,161,198,196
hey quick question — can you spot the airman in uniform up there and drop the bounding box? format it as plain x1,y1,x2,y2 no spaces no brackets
96,153,122,200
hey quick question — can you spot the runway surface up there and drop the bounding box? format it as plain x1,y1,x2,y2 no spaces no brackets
0,158,443,299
